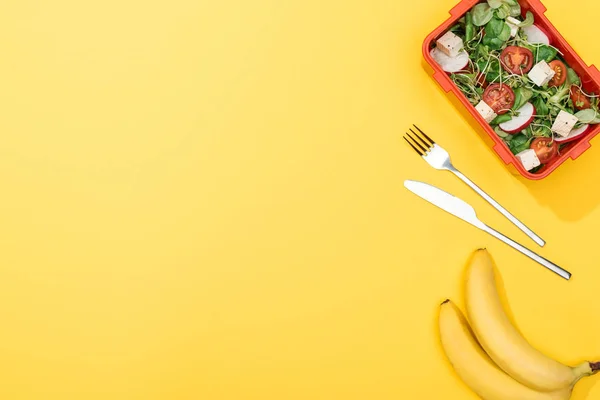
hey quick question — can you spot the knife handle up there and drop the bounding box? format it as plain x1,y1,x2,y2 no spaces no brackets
482,225,571,280
450,168,546,247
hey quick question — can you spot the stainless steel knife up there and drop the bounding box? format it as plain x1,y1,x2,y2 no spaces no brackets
404,180,571,280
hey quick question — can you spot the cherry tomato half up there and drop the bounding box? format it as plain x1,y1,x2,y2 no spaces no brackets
570,85,591,110
530,137,558,164
500,46,534,75
548,60,567,87
483,83,516,114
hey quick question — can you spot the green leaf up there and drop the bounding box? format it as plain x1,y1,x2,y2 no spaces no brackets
575,108,600,124
518,11,534,28
497,22,511,41
483,36,505,50
513,87,533,110
449,24,463,33
486,17,506,37
465,12,475,41
483,18,510,50
495,4,512,19
504,0,518,5
494,126,510,138
473,3,494,26
509,3,521,17
508,133,531,154
488,0,503,9
567,68,580,85
491,114,513,125
495,8,508,20
533,96,549,116
534,45,557,63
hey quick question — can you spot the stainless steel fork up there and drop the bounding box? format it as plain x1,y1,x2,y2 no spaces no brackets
404,125,545,247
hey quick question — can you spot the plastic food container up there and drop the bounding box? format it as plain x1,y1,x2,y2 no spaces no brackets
422,0,600,180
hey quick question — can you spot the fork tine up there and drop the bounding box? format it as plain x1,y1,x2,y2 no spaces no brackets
409,128,432,150
405,131,428,154
403,136,424,156
413,124,435,145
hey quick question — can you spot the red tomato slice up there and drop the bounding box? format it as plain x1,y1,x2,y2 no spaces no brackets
483,83,516,114
500,46,534,75
570,85,591,110
530,137,558,164
548,60,567,87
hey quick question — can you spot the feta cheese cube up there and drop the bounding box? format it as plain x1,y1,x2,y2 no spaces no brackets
528,61,556,86
436,31,464,58
475,100,497,123
551,110,579,137
516,149,541,171
506,17,521,37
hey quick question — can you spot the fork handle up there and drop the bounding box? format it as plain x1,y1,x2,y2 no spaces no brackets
449,167,546,247
481,225,571,280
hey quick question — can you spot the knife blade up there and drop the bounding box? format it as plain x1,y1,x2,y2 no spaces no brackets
404,180,571,280
404,180,485,229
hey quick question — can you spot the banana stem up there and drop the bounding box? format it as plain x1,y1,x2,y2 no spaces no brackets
591,362,600,373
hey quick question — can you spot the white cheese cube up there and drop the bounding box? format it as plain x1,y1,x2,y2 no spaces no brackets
516,149,541,171
528,61,556,86
436,31,464,57
506,17,521,37
475,100,497,123
551,110,579,137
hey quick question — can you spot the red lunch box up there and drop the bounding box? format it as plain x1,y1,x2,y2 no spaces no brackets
422,0,600,180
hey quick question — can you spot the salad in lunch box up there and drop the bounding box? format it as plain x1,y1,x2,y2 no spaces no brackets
429,0,599,173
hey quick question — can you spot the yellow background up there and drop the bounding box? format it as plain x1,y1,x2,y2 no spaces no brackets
0,0,598,398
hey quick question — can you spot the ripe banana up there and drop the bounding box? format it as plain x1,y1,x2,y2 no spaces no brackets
438,299,572,400
465,248,599,392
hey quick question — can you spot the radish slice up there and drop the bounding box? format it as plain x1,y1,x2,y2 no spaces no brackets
522,25,550,45
555,124,590,143
499,103,536,134
430,48,469,73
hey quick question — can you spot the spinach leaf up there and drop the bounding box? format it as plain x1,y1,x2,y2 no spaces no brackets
494,126,510,138
534,45,557,63
509,3,521,17
465,12,475,41
495,4,511,19
508,133,530,154
513,87,533,110
567,68,580,85
449,24,463,33
533,96,549,116
499,23,511,40
498,0,522,17
488,0,503,9
473,3,494,26
491,114,513,125
575,109,600,124
483,36,505,50
519,11,534,27
483,18,511,50
486,17,506,37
